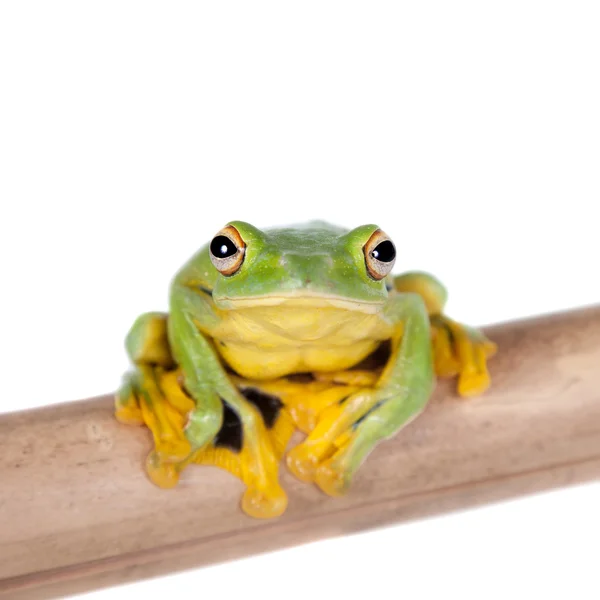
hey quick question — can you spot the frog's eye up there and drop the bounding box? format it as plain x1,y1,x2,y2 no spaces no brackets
209,225,246,275
363,229,396,280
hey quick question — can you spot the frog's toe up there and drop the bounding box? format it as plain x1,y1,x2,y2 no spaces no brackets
455,341,494,398
192,444,289,519
287,408,317,435
115,400,144,426
285,445,321,483
154,436,192,462
114,373,144,425
457,367,491,397
314,460,349,497
242,484,288,519
146,451,181,489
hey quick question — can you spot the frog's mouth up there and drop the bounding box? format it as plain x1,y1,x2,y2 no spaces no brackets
215,292,385,314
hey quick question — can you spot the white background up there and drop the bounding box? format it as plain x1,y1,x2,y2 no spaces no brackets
1,2,599,599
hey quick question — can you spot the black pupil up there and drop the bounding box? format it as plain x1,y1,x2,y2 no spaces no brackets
210,235,238,258
371,240,396,263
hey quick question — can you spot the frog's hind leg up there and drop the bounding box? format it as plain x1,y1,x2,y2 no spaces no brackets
117,312,294,519
393,271,497,397
243,376,364,436
189,383,295,519
117,367,297,509
191,384,295,471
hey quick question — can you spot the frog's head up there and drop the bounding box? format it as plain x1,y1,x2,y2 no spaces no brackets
207,220,396,313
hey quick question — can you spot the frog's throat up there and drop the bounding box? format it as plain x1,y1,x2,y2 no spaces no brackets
215,293,385,315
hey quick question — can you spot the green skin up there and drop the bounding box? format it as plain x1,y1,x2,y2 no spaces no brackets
127,221,440,501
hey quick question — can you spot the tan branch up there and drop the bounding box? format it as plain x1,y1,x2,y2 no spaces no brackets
1,306,600,599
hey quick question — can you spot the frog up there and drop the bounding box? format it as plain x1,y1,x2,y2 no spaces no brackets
115,221,496,519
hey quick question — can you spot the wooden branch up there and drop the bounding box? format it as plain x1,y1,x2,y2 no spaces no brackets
1,306,600,599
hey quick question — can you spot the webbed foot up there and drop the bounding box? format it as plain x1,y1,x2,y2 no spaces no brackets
115,366,192,462
431,314,497,397
189,388,293,519
117,367,295,519
286,387,385,494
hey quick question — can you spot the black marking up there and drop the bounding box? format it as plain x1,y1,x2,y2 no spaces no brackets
353,340,391,371
199,286,213,297
240,387,283,429
214,398,243,452
444,321,456,344
338,395,351,406
178,375,194,400
385,281,394,292
286,372,315,383
352,399,387,430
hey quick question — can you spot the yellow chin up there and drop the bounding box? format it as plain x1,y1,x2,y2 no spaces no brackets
209,295,391,380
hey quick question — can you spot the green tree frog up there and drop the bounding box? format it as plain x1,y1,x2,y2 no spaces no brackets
115,221,496,519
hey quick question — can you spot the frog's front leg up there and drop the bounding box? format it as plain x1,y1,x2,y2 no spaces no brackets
287,293,434,496
170,285,287,519
393,271,497,397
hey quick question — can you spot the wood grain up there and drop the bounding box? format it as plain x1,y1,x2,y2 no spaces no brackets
1,306,600,599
